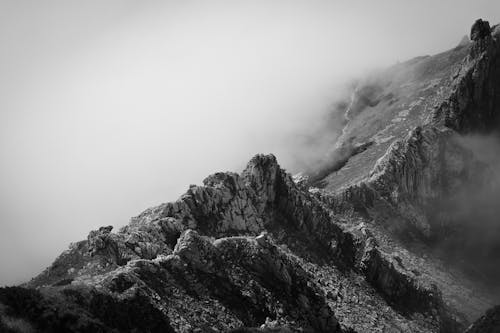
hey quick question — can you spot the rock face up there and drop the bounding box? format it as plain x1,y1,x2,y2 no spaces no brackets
2,19,500,333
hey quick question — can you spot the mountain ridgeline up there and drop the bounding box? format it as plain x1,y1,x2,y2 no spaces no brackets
2,19,500,333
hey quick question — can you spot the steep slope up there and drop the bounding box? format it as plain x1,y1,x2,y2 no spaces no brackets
310,17,500,324
2,19,500,333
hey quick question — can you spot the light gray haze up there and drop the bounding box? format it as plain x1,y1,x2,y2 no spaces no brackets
1,1,500,285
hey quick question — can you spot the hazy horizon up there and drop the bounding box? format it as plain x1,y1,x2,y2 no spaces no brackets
1,0,500,286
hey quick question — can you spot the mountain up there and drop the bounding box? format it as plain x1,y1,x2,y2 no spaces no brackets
1,19,500,333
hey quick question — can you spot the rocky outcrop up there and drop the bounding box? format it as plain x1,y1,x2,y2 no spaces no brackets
470,19,491,41
436,23,500,132
169,230,340,332
5,229,342,332
344,126,490,237
87,224,171,264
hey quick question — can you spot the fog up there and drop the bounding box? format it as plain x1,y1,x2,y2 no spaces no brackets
434,134,500,284
1,1,500,286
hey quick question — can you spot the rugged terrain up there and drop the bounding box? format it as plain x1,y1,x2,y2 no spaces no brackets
1,19,500,333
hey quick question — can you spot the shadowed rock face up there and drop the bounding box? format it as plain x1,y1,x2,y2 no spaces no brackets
2,19,500,333
470,19,491,41
0,285,175,333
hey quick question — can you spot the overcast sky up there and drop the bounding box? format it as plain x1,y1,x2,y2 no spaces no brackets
1,1,499,286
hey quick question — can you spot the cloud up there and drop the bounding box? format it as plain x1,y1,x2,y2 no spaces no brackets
432,133,500,285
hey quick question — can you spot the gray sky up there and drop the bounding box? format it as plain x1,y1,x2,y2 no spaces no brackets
1,0,499,286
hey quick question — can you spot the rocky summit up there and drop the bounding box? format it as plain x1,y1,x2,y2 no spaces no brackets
2,19,500,333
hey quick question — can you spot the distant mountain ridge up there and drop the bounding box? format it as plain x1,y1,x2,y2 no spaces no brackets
1,19,500,333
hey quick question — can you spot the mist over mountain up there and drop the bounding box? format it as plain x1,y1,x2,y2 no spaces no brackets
2,3,500,333
2,1,500,288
